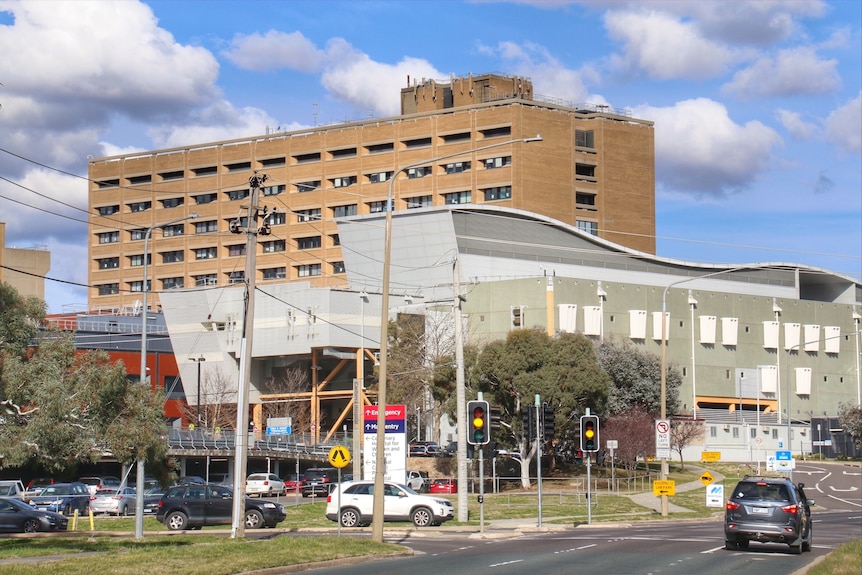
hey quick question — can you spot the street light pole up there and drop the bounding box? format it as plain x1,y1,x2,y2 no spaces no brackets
190,356,206,425
137,213,197,539
371,135,542,542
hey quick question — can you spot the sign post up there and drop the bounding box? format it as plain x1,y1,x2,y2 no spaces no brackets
328,446,351,536
363,405,406,482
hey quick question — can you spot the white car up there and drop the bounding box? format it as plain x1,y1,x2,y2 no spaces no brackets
325,481,454,528
245,473,285,497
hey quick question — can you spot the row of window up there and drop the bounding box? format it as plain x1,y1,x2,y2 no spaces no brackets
95,262,336,295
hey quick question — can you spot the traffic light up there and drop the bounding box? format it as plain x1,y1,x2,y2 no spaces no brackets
542,404,555,442
490,406,502,430
580,415,600,452
467,400,490,445
521,406,534,443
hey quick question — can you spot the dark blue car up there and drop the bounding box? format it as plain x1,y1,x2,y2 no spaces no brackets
29,482,90,516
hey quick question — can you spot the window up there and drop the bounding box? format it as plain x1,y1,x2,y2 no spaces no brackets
228,244,246,257
129,229,146,241
164,376,185,400
195,247,218,260
484,156,511,169
163,224,185,237
262,184,285,196
575,129,595,149
263,267,287,280
368,200,392,213
192,165,217,177
365,142,394,154
97,205,120,216
96,179,119,189
330,147,357,159
332,261,345,274
444,191,471,205
330,234,340,246
575,163,596,180
261,156,286,167
511,306,524,328
162,250,184,263
297,236,321,250
162,277,184,290
293,151,321,164
483,186,511,201
194,193,217,205
225,161,251,172
97,230,119,244
270,212,286,225
97,257,119,269
445,161,470,174
295,181,320,193
128,201,152,213
407,166,432,179
129,253,152,267
195,220,218,234
262,240,286,253
226,189,249,201
296,209,321,222
129,280,145,293
332,204,357,218
406,195,432,209
159,170,184,181
442,132,471,143
97,283,119,296
367,171,393,183
297,264,321,277
480,126,511,139
576,192,596,208
227,271,245,284
576,220,598,235
194,274,218,286
403,137,432,149
160,197,184,208
331,175,357,188
129,174,152,185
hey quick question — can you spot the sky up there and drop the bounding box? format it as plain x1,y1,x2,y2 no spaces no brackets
0,0,860,314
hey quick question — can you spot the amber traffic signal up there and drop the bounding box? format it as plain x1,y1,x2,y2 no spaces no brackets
467,400,490,445
580,415,600,452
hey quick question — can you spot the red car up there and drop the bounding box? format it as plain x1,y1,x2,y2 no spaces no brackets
283,474,305,493
429,478,457,494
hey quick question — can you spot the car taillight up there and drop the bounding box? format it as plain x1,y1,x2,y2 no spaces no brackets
263,481,269,485
781,504,798,514
90,496,97,501
326,494,332,503
112,495,123,500
726,501,740,511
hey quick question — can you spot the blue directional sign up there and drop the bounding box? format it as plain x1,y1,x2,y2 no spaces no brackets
776,450,792,461
266,425,291,436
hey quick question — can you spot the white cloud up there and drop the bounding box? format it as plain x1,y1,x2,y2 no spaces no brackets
0,168,88,244
823,91,862,153
723,47,840,99
635,98,782,196
776,109,816,140
146,100,282,150
604,9,743,79
222,30,325,73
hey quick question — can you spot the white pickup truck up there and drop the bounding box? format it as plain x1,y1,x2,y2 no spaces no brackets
0,480,28,502
406,470,430,492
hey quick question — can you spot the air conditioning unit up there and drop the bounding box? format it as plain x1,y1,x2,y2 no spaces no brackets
762,427,770,433
723,424,730,431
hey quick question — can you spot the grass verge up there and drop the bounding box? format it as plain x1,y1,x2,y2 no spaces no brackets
808,539,862,575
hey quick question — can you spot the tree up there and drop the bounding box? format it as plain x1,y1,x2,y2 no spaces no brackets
838,402,862,449
596,338,682,417
601,405,655,474
179,365,238,431
260,365,311,435
670,417,704,470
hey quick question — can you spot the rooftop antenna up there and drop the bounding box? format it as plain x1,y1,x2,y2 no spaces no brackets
313,102,318,127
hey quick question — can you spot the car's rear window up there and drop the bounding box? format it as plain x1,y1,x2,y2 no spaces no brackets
735,482,790,501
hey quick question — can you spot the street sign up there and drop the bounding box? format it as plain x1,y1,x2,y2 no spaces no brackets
699,471,715,486
776,450,792,461
606,439,618,449
706,484,724,507
701,451,721,462
655,419,671,459
328,446,351,468
653,479,675,496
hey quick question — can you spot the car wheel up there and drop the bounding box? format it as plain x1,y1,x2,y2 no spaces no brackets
724,540,736,551
22,519,39,533
803,531,812,552
737,539,749,549
411,506,433,527
63,504,73,517
244,509,264,529
340,507,361,528
120,504,129,516
790,542,803,555
165,511,189,531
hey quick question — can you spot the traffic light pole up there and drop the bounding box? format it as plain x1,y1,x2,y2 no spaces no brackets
586,409,592,525
478,445,485,535
535,394,542,529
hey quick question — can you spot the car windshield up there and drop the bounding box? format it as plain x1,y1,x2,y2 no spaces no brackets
40,486,71,495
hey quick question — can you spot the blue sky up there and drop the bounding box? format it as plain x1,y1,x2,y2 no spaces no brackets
0,0,859,313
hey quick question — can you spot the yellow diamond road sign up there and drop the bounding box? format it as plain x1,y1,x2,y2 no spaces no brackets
699,471,715,486
328,446,351,468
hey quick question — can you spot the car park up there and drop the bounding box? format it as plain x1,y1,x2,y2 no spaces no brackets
325,480,454,528
29,482,91,516
89,486,137,516
724,476,814,554
429,478,457,494
0,497,68,533
302,468,337,498
79,476,122,496
156,482,286,530
245,473,286,497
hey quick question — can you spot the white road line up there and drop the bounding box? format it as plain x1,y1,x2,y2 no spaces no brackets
489,560,524,567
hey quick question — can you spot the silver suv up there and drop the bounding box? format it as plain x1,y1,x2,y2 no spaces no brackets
724,476,814,554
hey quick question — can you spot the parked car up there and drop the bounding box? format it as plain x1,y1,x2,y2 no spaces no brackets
409,441,442,457
173,475,206,486
89,486,137,516
0,480,27,501
79,476,121,496
156,482,286,530
325,481,454,528
24,478,54,500
301,468,337,498
29,482,91,516
0,497,68,532
143,486,165,515
245,473,286,497
429,478,457,494
405,470,430,492
725,476,814,554
283,474,304,493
